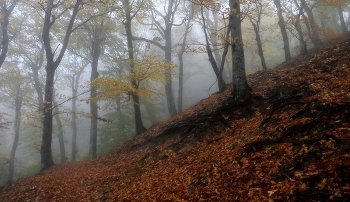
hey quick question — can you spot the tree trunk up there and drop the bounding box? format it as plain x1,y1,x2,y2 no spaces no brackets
301,0,322,47
54,107,66,163
164,30,178,117
200,5,226,92
40,0,82,171
338,7,347,33
123,0,146,136
178,8,193,113
32,67,44,112
296,20,307,55
41,68,55,171
71,92,77,161
230,0,250,99
178,52,184,113
53,90,66,163
251,22,267,70
0,2,16,68
7,83,22,184
273,0,292,61
89,42,100,159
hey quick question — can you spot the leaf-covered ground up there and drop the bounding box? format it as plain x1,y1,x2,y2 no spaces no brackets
1,36,350,201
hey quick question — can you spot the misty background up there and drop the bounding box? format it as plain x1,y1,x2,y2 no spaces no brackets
0,0,349,186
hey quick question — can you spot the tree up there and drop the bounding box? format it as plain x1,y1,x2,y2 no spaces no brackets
61,54,88,161
199,1,227,92
322,0,349,33
0,0,17,68
230,0,250,99
177,5,193,113
244,0,269,70
40,0,84,171
300,0,323,46
80,6,111,159
291,0,308,55
0,62,30,184
133,0,183,117
122,0,147,136
273,0,292,61
52,88,66,163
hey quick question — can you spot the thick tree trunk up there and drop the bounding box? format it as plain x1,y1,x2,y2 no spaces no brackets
7,83,22,184
273,0,292,61
230,0,250,99
164,30,177,117
41,68,55,171
251,22,267,70
89,45,100,158
123,0,146,136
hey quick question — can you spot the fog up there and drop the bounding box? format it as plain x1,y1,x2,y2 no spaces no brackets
0,0,348,185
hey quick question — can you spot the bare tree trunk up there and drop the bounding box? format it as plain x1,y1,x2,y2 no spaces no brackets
89,42,100,158
164,31,178,117
273,0,292,61
230,0,250,99
71,89,78,161
41,68,55,170
295,19,307,55
251,22,267,70
54,107,66,163
178,6,193,113
178,51,184,113
200,5,226,92
7,83,22,184
123,0,146,136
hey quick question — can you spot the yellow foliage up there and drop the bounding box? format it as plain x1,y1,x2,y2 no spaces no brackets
92,56,176,102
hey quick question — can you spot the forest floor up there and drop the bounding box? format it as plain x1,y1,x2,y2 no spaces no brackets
1,35,350,201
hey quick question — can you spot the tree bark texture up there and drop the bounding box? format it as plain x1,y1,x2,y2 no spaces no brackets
230,0,250,99
89,41,100,159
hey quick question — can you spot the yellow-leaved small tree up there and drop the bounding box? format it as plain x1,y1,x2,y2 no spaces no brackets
93,56,176,101
92,55,176,133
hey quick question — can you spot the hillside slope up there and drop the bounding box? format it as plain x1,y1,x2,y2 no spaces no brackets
1,36,350,201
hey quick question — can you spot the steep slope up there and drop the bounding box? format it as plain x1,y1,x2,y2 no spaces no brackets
1,36,350,201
